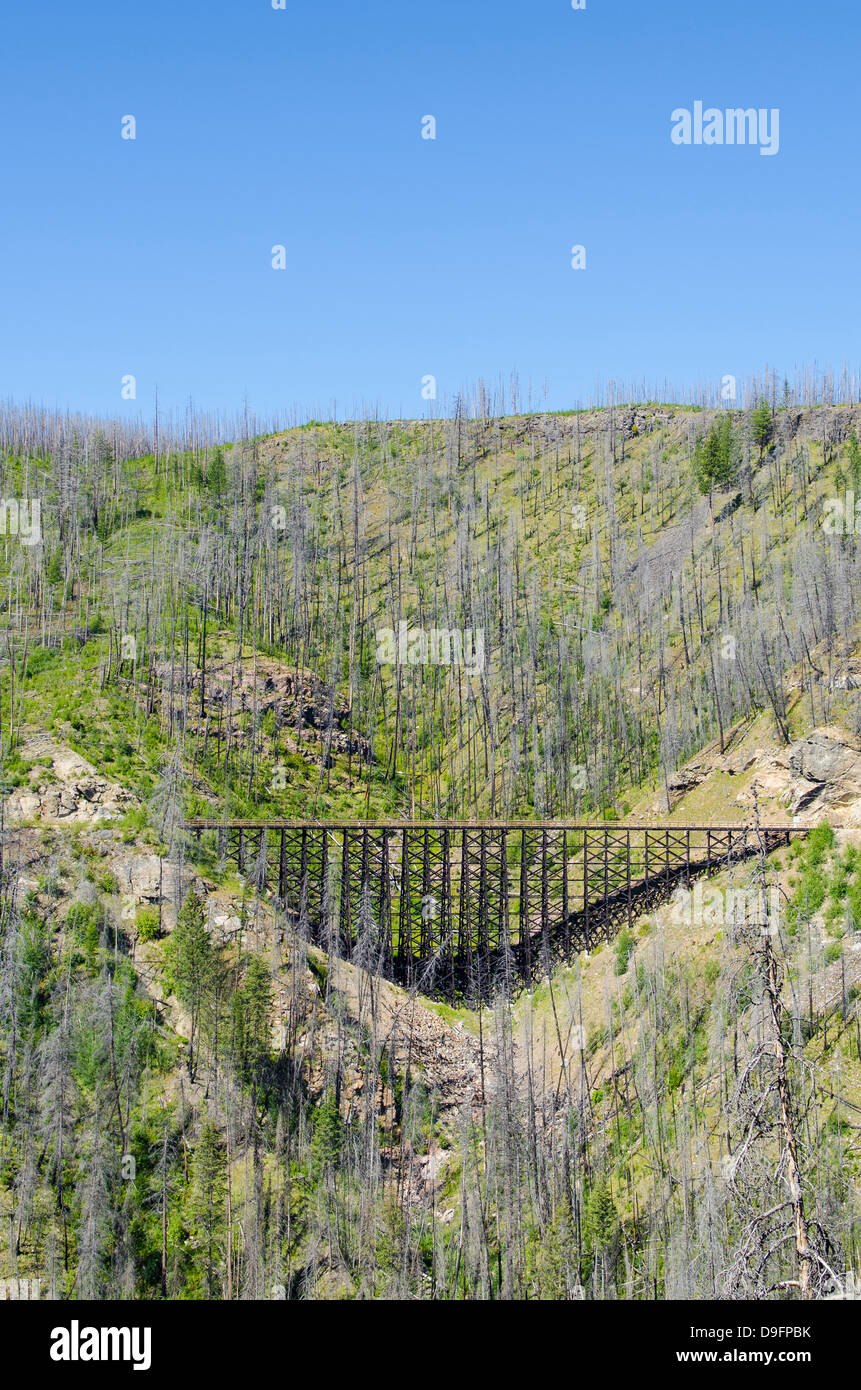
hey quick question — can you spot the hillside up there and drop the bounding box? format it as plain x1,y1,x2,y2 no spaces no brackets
3,401,860,825
1,400,860,1300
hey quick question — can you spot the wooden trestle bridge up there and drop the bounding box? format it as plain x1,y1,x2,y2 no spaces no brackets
185,821,807,1001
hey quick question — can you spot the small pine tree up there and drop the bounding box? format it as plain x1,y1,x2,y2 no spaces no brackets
585,1177,620,1254
233,955,273,1087
693,416,738,495
534,1198,577,1298
206,446,228,495
168,892,211,1002
311,1090,344,1177
166,891,213,1078
189,1116,227,1298
751,399,773,461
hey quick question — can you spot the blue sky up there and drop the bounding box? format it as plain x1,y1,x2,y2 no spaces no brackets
0,0,855,419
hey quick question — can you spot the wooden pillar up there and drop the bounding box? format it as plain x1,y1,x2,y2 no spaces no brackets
279,829,287,905
320,828,329,926
458,829,469,964
626,828,632,929
442,828,454,1000
500,831,510,982
300,827,308,906
541,830,550,969
479,830,489,955
603,829,609,941
562,830,570,961
398,828,411,970
379,829,392,975
339,830,352,958
583,830,590,950
421,828,432,960
520,828,530,980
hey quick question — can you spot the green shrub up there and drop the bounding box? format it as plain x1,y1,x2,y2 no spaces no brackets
23,646,58,678
614,928,636,975
136,906,161,942
805,824,835,866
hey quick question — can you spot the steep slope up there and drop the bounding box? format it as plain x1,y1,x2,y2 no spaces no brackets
3,756,860,1298
2,401,860,826
1,400,861,1300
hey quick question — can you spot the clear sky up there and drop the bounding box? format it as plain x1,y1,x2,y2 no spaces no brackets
0,0,855,420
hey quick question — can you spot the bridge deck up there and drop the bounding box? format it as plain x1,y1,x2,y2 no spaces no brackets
185,820,802,831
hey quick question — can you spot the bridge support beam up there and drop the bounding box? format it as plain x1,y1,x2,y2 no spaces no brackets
182,821,809,1000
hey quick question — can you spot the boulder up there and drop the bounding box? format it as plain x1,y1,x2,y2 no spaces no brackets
722,750,759,776
667,767,703,792
782,727,861,823
788,730,857,785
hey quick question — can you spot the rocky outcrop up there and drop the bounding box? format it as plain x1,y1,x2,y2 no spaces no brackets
734,726,861,823
784,728,861,818
650,723,861,825
155,658,374,767
114,853,196,905
6,743,137,824
667,766,705,794
660,764,706,809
